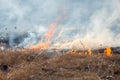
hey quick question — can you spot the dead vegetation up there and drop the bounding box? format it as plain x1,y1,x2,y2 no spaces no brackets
0,50,120,80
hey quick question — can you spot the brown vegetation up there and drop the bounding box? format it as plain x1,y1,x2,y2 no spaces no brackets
0,50,120,80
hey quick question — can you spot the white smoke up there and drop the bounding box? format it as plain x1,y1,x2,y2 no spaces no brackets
0,0,120,49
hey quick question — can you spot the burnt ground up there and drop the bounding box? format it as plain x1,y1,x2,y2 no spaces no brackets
0,50,120,80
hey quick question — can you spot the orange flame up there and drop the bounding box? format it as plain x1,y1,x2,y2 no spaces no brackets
30,23,56,50
30,42,49,49
21,48,26,52
104,47,112,57
88,48,92,55
45,23,56,41
29,16,61,50
69,49,77,54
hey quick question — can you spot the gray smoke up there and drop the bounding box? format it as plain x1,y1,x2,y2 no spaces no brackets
0,0,120,49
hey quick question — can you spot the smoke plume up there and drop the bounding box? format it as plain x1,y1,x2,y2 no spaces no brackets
0,0,120,49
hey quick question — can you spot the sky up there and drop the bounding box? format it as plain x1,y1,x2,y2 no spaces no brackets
0,0,120,48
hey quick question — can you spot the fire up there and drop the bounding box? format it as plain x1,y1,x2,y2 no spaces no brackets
104,47,112,57
69,49,77,54
29,17,59,50
30,42,50,50
45,23,56,41
21,48,26,52
87,48,92,55
29,23,56,50
69,48,92,55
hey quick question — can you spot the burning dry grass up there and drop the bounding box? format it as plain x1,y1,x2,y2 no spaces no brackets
0,50,120,80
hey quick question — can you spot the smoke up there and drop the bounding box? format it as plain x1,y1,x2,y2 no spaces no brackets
0,0,120,49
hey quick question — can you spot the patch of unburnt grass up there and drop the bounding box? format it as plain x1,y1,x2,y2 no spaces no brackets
0,50,120,80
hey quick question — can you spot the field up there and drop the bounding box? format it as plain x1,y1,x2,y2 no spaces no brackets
0,50,120,80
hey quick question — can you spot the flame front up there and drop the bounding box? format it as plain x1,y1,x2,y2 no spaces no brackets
29,23,56,50
104,47,112,57
88,48,92,55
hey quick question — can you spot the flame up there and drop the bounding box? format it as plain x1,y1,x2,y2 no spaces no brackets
45,23,56,41
104,47,112,57
29,16,61,50
30,23,56,50
87,48,92,55
30,42,50,50
69,49,92,55
69,49,77,54
21,48,26,52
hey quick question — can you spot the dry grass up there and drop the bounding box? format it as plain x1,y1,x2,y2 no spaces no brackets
0,50,120,80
